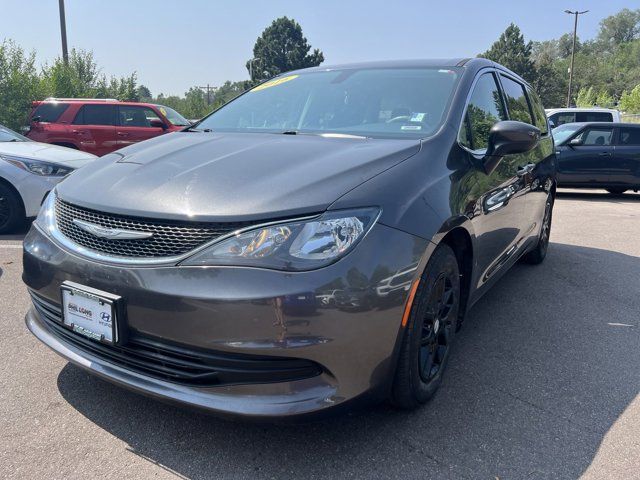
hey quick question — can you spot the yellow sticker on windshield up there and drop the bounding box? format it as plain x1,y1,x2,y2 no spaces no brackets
159,107,167,116
251,75,299,92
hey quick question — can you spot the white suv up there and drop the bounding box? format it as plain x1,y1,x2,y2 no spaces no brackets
545,108,621,128
0,124,95,233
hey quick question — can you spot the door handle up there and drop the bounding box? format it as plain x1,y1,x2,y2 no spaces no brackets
598,152,612,157
117,132,129,137
516,163,535,176
71,129,85,135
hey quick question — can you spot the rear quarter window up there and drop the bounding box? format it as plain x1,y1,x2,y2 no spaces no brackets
576,112,613,122
619,127,640,146
32,103,70,123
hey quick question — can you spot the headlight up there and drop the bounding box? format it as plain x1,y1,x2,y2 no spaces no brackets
181,208,380,271
34,189,57,233
0,154,74,176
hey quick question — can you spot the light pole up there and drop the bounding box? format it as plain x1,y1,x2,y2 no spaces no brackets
565,9,588,107
58,0,69,64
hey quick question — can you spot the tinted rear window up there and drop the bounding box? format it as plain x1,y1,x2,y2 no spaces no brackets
73,105,115,125
619,127,640,146
32,103,69,123
576,112,613,122
525,86,548,134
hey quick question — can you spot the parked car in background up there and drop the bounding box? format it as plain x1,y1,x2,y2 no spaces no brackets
0,124,95,233
545,107,621,128
23,58,556,419
553,122,640,194
25,98,191,156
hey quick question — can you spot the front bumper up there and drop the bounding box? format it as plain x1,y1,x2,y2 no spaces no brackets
23,222,429,418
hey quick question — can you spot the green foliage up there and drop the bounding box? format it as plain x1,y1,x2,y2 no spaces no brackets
0,40,44,131
246,16,324,82
576,87,597,107
480,23,536,83
0,41,142,130
619,85,640,113
480,9,640,108
596,8,640,47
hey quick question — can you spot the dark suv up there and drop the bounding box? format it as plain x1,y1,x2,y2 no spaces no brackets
26,98,191,156
23,59,556,419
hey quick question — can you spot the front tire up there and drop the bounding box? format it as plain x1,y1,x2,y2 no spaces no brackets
522,193,553,265
606,188,627,195
0,183,24,234
391,244,460,409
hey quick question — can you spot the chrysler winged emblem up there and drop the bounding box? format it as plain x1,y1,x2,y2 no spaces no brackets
72,219,153,240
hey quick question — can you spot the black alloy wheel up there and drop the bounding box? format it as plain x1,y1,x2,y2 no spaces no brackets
392,244,460,409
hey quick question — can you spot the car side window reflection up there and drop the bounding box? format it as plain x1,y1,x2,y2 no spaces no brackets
500,75,533,125
459,73,507,152
577,128,613,146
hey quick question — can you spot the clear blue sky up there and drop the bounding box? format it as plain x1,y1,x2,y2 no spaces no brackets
2,0,634,96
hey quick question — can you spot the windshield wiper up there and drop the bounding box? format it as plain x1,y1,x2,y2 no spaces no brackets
184,125,213,133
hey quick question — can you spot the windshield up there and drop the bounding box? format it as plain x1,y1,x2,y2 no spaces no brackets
0,125,29,142
552,123,582,144
156,105,190,126
196,67,462,139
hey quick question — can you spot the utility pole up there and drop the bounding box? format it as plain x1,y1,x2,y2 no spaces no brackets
565,9,588,107
248,58,261,81
197,84,216,105
58,0,69,64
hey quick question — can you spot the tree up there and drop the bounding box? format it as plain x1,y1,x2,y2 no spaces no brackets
576,87,597,107
557,33,579,58
0,40,45,130
597,8,640,47
137,85,152,101
596,90,615,108
480,23,536,83
246,17,324,83
619,85,640,113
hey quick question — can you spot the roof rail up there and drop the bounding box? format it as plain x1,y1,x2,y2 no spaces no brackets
43,97,120,102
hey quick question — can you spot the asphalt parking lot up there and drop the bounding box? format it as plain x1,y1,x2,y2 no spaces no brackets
1,189,639,480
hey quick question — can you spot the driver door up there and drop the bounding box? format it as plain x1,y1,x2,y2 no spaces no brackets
557,126,614,186
458,72,528,292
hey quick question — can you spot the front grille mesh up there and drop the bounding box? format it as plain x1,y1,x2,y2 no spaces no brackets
54,197,251,258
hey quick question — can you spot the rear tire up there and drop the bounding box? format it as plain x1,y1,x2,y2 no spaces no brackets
606,188,627,195
0,183,25,234
391,244,460,409
522,193,553,265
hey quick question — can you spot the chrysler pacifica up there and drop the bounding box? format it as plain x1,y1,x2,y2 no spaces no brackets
23,59,555,419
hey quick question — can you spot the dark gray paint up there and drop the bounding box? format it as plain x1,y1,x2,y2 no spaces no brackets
23,58,556,418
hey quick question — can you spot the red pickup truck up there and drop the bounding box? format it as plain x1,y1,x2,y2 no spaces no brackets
25,98,191,156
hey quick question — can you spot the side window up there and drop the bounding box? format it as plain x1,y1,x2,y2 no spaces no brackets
619,127,640,146
33,103,69,123
577,128,613,146
576,111,613,122
525,86,548,134
500,75,533,124
118,106,161,127
459,73,507,151
73,105,114,126
552,112,575,126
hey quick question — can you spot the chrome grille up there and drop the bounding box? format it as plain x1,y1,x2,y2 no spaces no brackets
54,196,251,258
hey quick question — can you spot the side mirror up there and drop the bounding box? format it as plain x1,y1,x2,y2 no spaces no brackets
150,119,168,129
568,137,583,147
483,121,541,174
31,116,41,123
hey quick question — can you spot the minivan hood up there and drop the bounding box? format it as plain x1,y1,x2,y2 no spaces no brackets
56,132,421,222
0,141,96,167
